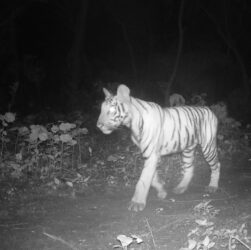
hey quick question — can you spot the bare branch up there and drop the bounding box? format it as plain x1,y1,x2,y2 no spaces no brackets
200,4,249,95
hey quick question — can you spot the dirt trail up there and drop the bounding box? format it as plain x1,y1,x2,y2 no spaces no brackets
0,169,250,250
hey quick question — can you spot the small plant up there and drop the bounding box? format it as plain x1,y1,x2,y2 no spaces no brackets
0,116,90,191
190,93,208,106
0,112,16,156
210,102,250,160
180,200,251,250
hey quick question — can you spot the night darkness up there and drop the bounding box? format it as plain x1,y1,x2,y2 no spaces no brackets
1,0,251,121
1,2,251,247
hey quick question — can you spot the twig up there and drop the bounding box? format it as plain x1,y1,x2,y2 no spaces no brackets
0,223,28,227
200,4,249,95
218,186,232,199
145,218,157,250
167,0,185,92
141,216,187,238
163,195,237,204
229,236,251,250
43,232,78,250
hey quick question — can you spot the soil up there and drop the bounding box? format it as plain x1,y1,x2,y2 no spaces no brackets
0,163,250,250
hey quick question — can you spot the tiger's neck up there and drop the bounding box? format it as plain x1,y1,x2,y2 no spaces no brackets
125,96,166,155
125,97,153,145
127,97,143,146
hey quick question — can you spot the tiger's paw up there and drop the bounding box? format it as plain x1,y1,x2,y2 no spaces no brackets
128,201,146,212
173,185,187,194
205,185,218,193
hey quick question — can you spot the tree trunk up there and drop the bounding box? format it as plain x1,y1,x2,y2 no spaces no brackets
201,5,250,96
9,11,21,111
164,0,185,106
70,0,89,91
121,22,138,81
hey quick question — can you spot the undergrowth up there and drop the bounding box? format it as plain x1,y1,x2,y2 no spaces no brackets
0,95,251,249
0,97,250,198
180,200,251,250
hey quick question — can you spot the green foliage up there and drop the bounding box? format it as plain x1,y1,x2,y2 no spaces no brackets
0,112,16,154
189,93,208,106
180,200,251,250
210,102,250,160
186,94,250,160
0,98,250,198
0,113,89,190
227,88,251,124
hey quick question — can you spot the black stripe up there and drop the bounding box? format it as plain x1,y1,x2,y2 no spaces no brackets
135,99,149,112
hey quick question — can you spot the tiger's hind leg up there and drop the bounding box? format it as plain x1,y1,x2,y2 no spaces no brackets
173,146,196,194
151,171,167,199
202,142,221,193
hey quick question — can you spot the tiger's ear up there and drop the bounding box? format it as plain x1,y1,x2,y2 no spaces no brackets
117,84,130,102
103,88,112,99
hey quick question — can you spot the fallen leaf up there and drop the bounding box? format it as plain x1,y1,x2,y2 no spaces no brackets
131,234,143,244
54,178,60,185
203,236,210,246
66,181,73,187
117,235,133,247
187,239,197,249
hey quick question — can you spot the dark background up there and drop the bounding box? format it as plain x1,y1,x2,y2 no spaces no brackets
0,0,251,122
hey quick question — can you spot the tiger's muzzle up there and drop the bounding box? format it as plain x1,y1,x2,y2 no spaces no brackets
96,121,113,134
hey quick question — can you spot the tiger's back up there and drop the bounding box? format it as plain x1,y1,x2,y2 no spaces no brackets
128,98,218,158
159,106,218,155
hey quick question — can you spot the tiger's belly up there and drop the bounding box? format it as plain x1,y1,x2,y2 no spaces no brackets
159,140,198,156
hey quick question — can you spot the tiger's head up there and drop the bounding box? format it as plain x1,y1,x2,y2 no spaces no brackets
97,85,131,134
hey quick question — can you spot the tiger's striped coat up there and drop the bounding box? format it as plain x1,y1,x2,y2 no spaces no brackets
97,85,220,212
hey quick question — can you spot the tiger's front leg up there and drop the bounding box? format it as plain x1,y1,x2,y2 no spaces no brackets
128,154,159,212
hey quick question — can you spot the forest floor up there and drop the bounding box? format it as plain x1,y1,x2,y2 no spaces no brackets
0,130,251,250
